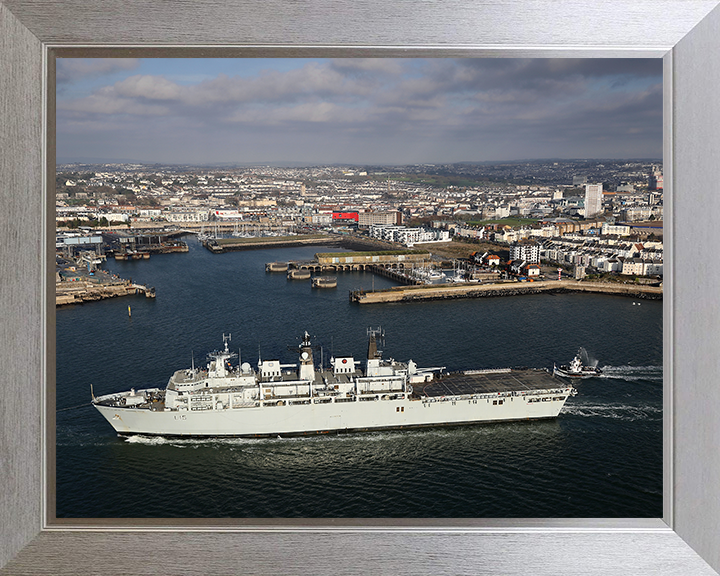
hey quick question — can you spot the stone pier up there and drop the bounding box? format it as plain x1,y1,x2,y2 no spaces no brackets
349,280,662,304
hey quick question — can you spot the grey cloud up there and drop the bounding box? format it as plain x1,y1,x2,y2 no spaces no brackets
113,75,183,100
58,92,171,116
187,64,376,106
414,58,661,98
454,58,662,80
329,58,406,76
56,58,141,84
57,58,662,163
65,62,378,115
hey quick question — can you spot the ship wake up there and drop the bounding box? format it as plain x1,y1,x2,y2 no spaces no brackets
561,401,661,421
597,365,662,382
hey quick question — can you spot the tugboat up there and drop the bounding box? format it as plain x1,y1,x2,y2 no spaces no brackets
554,348,602,379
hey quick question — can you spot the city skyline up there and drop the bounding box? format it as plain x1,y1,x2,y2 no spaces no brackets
57,58,663,166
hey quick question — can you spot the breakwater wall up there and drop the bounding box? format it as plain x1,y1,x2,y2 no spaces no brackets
349,280,662,304
205,234,340,253
56,280,154,306
205,233,398,254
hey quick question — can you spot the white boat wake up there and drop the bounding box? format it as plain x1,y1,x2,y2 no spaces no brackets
597,365,662,382
561,401,662,421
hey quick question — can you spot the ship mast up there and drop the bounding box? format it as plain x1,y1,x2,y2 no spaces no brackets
298,331,315,382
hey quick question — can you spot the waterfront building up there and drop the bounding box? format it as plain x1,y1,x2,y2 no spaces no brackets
622,257,649,276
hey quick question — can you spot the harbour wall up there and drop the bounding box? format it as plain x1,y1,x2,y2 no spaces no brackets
56,280,154,306
206,235,338,253
205,234,396,254
350,280,662,304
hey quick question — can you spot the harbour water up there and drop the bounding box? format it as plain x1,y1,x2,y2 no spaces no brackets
56,240,662,518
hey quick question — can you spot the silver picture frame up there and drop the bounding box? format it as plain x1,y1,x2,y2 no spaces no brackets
2,1,720,573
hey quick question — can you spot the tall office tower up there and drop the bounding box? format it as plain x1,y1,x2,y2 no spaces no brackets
584,183,603,218
648,166,663,190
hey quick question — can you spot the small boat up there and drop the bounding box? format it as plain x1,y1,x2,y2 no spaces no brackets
554,348,602,379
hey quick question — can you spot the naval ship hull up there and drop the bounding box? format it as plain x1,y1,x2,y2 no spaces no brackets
92,331,576,438
94,375,574,438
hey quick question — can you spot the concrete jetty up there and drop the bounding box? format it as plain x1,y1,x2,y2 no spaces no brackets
349,279,662,304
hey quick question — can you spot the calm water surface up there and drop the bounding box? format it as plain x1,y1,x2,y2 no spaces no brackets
56,241,662,518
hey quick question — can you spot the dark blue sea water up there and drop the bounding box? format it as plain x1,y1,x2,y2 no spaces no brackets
56,240,663,518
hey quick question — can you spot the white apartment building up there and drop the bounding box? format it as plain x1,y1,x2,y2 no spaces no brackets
622,258,649,276
137,209,162,219
584,183,603,218
369,224,449,247
601,223,631,236
165,210,210,223
454,226,486,240
621,206,664,221
603,258,623,273
358,211,400,228
528,226,560,239
509,242,540,264
97,212,129,223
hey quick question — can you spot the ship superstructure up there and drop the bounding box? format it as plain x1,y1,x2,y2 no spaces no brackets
92,330,577,437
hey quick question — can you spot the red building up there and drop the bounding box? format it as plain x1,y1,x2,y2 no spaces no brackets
332,212,359,222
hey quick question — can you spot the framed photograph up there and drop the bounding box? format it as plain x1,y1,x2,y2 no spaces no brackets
2,1,720,574
52,54,665,523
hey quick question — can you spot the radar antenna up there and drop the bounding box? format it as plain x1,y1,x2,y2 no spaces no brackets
287,331,321,353
367,326,385,344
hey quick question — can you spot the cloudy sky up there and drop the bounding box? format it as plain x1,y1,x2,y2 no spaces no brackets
56,58,662,165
